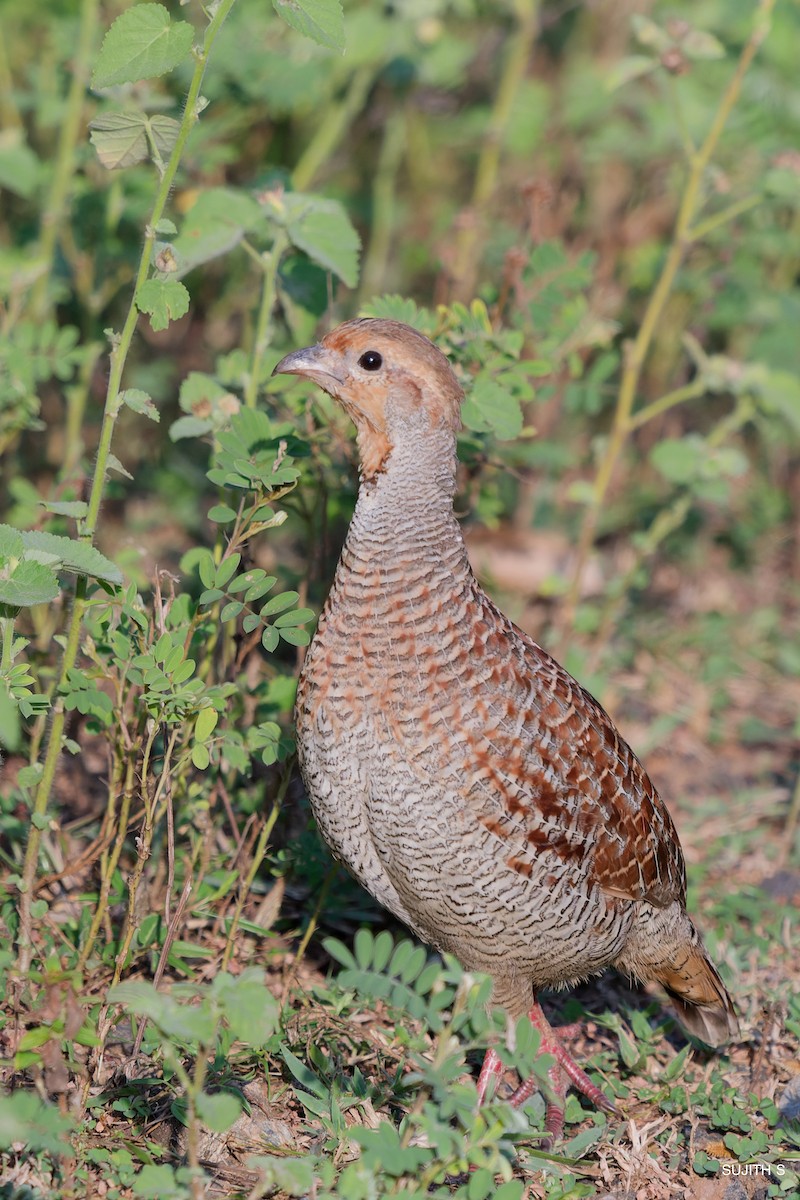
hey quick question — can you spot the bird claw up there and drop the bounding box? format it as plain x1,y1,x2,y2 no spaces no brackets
476,1002,617,1138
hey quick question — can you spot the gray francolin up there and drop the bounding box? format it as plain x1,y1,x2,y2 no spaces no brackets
274,318,738,1141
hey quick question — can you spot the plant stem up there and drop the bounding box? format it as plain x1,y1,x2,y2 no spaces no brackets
626,379,706,431
15,0,240,976
688,193,762,242
17,574,86,972
29,0,101,321
245,230,289,408
76,753,135,973
291,67,373,192
220,769,289,971
1,616,13,672
562,0,774,630
450,0,538,299
359,107,406,303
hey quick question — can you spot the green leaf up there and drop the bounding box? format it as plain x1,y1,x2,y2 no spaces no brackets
248,1155,314,1198
92,4,195,89
280,195,360,287
172,188,264,278
207,504,237,523
0,560,59,607
136,278,190,332
120,388,159,421
281,1046,327,1097
196,1090,241,1133
191,743,210,770
278,626,310,646
272,0,345,51
40,500,89,518
17,1025,55,1052
146,115,181,162
89,112,149,170
0,1092,74,1156
261,590,299,617
211,970,280,1045
650,436,704,484
106,453,134,480
462,373,523,439
664,1042,692,1081
194,708,218,742
0,526,24,558
0,136,42,199
273,606,314,628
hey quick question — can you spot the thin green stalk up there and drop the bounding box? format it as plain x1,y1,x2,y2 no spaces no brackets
627,379,706,431
359,108,407,304
291,67,373,192
30,0,101,320
688,193,762,242
17,574,86,973
292,864,335,971
220,770,288,970
1,617,13,673
76,753,135,972
562,0,774,630
245,230,289,408
15,0,240,976
0,29,22,130
63,341,102,478
451,0,538,299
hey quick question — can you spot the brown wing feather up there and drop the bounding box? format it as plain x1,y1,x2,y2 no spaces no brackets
462,591,686,909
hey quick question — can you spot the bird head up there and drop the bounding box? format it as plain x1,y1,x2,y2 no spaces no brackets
273,318,464,478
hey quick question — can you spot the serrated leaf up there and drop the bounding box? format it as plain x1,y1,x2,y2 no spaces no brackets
0,526,122,586
105,453,133,480
40,501,89,518
92,4,195,89
462,374,523,439
147,115,181,161
0,526,24,559
196,1090,241,1133
89,112,149,169
136,278,190,332
282,195,359,287
120,388,159,421
272,0,345,51
171,188,264,278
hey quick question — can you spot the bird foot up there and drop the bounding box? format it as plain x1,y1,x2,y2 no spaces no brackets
476,1001,616,1143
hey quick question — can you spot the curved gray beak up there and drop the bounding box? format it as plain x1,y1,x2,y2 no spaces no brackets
272,344,345,396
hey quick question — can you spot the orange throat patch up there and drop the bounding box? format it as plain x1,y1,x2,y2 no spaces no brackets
357,424,392,480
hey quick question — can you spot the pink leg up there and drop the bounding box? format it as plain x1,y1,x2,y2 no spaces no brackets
507,1001,616,1144
475,1046,504,1104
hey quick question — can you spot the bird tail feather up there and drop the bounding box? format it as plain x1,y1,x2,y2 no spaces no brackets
654,943,739,1047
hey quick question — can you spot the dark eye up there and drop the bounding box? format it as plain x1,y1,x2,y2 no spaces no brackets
358,350,383,371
